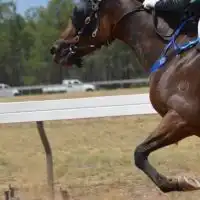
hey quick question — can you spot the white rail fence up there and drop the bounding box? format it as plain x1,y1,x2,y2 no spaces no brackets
1,78,148,96
13,78,149,91
0,93,157,200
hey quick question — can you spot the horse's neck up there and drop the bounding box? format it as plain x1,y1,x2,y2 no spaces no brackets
115,10,167,71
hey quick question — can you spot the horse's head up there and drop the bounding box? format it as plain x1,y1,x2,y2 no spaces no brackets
50,0,138,67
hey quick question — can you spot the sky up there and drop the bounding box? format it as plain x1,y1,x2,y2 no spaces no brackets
16,0,79,14
17,0,49,14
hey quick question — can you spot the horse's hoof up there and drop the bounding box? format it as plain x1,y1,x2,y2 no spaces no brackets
158,176,200,192
177,176,200,191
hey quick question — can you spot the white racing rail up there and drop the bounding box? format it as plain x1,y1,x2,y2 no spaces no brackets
0,93,156,200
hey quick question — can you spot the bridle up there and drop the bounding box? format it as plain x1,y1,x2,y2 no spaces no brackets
64,0,147,59
61,0,103,60
63,0,181,59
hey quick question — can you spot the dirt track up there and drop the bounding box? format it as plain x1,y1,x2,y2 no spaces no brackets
0,115,200,200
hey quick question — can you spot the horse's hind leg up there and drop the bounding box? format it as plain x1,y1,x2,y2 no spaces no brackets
134,110,200,193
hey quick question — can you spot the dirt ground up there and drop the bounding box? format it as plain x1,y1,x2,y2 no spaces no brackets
0,115,200,200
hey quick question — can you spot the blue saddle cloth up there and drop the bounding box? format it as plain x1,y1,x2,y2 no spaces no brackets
150,16,199,73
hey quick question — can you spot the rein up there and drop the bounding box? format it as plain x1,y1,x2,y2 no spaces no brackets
64,0,183,57
111,3,179,42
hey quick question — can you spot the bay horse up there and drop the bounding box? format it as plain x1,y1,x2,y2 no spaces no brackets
50,0,200,193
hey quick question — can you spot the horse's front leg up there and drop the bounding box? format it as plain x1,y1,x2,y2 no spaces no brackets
134,110,200,193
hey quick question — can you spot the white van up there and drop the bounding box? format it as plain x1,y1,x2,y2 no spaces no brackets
62,79,96,92
42,79,96,94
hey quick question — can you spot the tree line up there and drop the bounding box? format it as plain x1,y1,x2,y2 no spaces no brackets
0,0,147,86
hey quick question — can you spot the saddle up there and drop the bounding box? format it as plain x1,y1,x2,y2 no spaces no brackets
148,0,200,72
152,0,198,41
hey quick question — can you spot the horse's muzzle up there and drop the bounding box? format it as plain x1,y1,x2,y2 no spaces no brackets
50,41,83,67
50,40,71,65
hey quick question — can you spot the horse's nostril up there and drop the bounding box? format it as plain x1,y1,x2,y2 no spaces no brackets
50,46,56,55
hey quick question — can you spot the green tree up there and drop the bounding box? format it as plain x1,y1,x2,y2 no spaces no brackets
0,0,147,86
